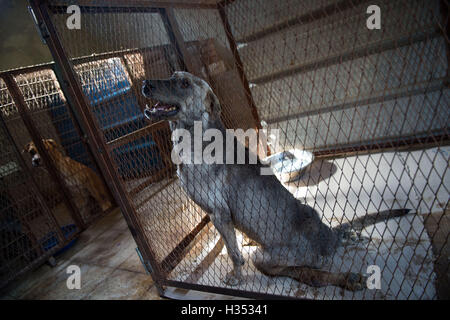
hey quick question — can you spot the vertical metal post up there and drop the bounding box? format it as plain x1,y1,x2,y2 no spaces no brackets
0,109,66,244
28,0,165,294
50,66,116,207
2,73,87,231
441,0,450,87
217,3,262,130
217,3,270,157
159,7,199,74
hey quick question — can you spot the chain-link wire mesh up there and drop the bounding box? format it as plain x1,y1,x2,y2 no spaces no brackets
0,118,61,287
33,0,450,299
0,65,115,288
0,76,72,288
15,69,113,223
1,75,76,228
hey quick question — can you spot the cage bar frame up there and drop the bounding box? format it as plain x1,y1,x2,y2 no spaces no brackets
1,72,87,230
24,0,450,300
0,80,84,289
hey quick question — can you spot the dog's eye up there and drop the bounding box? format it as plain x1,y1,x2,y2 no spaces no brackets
180,79,190,89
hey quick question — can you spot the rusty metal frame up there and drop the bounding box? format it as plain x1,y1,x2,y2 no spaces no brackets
217,2,262,130
49,65,117,208
159,8,194,73
28,0,274,299
0,110,66,244
1,72,87,230
313,129,450,158
0,92,82,289
0,64,118,222
24,0,449,300
441,0,450,87
0,55,121,291
265,77,446,124
250,29,442,86
48,0,218,11
234,0,368,43
161,279,300,300
28,0,167,295
160,215,210,275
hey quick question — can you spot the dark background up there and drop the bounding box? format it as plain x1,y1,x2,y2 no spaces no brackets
0,0,52,71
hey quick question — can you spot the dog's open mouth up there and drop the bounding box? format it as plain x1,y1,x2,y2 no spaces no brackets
144,101,180,119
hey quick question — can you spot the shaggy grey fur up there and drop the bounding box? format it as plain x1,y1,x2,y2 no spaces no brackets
142,71,409,290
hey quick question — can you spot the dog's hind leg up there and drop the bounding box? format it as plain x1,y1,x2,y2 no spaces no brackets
85,176,111,212
252,247,366,291
71,189,91,220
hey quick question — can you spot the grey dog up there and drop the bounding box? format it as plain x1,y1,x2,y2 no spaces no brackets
142,71,409,291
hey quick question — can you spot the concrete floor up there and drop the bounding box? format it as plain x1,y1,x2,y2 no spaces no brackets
1,149,448,300
0,208,162,300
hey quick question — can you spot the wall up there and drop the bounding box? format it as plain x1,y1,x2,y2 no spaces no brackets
0,0,52,71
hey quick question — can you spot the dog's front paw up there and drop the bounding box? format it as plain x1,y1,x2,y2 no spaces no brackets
343,272,367,291
224,272,242,286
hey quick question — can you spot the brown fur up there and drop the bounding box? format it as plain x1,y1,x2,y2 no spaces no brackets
23,139,112,215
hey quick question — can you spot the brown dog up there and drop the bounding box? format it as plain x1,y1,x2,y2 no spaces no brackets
23,139,112,216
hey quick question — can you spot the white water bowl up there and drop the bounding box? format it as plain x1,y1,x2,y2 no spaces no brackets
264,149,314,182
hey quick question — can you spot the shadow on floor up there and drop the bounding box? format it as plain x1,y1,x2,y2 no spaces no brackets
286,160,337,187
0,208,161,300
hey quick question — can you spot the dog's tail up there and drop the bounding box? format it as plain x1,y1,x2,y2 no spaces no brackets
333,208,411,233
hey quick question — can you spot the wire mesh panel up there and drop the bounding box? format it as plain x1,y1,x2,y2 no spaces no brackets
225,0,449,153
0,75,78,231
0,65,117,288
37,0,449,300
174,7,259,132
46,3,212,279
221,0,449,299
13,69,112,224
0,78,68,288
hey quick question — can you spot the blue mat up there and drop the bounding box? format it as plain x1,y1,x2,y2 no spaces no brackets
40,224,78,255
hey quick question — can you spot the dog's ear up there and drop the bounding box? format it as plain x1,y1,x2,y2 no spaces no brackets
45,139,57,147
22,142,31,154
45,138,66,154
44,139,58,151
205,90,221,121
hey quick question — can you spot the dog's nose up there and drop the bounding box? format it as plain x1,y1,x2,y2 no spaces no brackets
142,80,153,96
31,158,41,167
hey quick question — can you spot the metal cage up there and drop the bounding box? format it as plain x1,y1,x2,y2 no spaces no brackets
24,0,450,299
0,63,116,289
